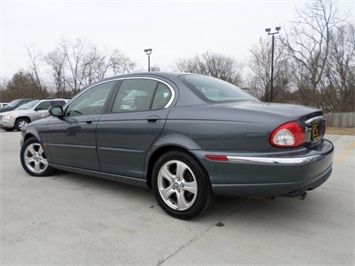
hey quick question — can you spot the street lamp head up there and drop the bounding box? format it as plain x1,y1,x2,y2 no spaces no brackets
265,28,271,33
275,26,281,31
144,48,152,55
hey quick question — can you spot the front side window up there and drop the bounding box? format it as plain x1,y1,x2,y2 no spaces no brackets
112,79,173,112
66,81,116,117
179,74,257,102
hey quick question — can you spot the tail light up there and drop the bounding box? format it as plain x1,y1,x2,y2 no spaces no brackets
270,122,305,148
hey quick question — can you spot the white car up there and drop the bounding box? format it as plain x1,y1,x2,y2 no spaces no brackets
0,103,8,108
1,99,67,131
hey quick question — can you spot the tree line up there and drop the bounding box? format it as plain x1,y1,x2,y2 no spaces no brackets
0,0,353,112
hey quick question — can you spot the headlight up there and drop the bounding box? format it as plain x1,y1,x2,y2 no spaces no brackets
4,114,15,120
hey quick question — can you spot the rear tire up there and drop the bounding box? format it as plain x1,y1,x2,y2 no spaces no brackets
20,137,54,176
152,150,214,220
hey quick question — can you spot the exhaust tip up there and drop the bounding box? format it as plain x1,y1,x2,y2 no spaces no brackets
300,192,307,200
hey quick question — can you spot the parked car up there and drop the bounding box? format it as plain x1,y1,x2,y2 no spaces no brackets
0,98,34,113
0,102,9,108
20,72,334,219
1,99,67,131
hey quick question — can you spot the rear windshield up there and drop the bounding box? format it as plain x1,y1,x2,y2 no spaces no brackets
179,74,256,102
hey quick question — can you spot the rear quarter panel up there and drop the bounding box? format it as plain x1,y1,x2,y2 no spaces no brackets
163,105,286,152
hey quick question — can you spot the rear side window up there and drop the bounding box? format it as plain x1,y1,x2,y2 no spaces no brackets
112,79,173,112
179,74,256,102
152,83,172,110
52,101,66,106
36,101,52,110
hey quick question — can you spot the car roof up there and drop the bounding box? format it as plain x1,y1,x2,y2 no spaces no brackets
99,72,191,84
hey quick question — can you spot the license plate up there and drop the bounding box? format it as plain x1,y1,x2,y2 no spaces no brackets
311,121,320,140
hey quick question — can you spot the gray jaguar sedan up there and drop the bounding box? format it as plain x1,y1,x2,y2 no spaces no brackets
20,72,334,219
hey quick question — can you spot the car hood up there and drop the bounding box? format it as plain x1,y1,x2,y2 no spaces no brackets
0,106,15,113
0,110,11,115
2,109,33,117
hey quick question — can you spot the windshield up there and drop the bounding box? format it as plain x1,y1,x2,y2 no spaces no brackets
7,99,22,108
16,100,39,110
179,74,257,102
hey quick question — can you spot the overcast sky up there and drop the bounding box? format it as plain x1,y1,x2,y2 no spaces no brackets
1,0,354,80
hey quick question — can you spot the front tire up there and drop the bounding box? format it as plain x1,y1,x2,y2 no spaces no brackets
15,118,30,131
152,150,214,220
20,137,54,176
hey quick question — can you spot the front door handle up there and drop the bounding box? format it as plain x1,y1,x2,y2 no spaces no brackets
147,115,161,123
85,119,95,124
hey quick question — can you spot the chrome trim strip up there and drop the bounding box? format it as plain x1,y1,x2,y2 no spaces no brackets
305,116,325,125
226,155,324,165
48,143,96,150
98,147,144,154
67,76,176,109
111,76,176,108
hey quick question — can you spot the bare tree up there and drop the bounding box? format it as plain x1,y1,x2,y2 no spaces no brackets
2,71,49,100
43,38,137,96
247,38,272,100
26,45,48,96
283,0,346,109
43,48,67,97
58,38,89,94
322,23,355,112
150,64,161,72
174,51,244,86
110,50,137,76
247,37,293,102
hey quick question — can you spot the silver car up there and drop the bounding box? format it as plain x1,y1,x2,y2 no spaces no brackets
1,99,67,131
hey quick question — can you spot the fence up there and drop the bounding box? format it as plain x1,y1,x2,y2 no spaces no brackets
325,112,355,128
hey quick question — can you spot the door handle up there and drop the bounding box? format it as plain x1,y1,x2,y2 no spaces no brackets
147,115,161,123
86,119,95,124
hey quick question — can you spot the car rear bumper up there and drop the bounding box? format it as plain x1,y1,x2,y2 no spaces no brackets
191,139,334,197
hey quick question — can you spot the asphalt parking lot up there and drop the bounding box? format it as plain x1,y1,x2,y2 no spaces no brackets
1,131,354,265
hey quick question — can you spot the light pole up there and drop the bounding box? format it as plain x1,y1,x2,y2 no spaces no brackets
265,27,281,102
144,48,153,71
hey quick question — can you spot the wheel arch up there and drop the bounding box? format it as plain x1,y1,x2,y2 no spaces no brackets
146,145,188,188
22,130,42,144
20,133,55,176
16,116,31,123
15,116,31,130
148,144,215,219
145,133,203,188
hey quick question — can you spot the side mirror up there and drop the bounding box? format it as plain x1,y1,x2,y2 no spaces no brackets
49,105,64,118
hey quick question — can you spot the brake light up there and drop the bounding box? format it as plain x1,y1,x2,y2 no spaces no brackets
270,122,305,148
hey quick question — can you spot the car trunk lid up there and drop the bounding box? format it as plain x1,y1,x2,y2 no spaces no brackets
219,101,327,148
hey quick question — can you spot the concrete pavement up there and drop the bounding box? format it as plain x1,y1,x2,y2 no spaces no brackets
1,132,354,265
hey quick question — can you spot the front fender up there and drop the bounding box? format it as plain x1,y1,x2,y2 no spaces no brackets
21,121,50,160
